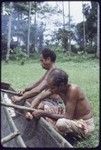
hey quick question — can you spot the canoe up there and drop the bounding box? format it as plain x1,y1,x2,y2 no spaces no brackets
1,82,73,148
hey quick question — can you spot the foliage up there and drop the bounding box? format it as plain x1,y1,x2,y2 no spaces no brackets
56,51,96,63
1,35,19,60
2,1,59,60
83,2,97,44
75,22,84,48
75,2,97,54
53,28,75,52
56,28,69,52
10,47,28,65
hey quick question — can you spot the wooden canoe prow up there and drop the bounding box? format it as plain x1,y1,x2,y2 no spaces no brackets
1,85,73,148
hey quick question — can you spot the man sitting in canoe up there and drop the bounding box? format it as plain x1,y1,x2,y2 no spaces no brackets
26,69,95,139
12,48,65,120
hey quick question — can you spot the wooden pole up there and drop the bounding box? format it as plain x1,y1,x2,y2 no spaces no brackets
1,89,22,96
1,101,36,112
1,131,20,144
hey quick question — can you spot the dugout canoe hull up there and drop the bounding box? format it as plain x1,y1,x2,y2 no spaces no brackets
1,84,73,148
1,105,72,148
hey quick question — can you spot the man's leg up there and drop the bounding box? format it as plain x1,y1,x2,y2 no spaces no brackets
55,118,89,138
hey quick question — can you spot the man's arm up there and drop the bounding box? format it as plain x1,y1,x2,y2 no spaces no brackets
32,109,64,121
65,90,78,120
25,89,52,120
31,89,52,108
14,80,48,102
24,72,48,92
32,90,77,120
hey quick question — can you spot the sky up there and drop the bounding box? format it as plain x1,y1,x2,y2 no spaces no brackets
47,1,91,24
40,1,91,41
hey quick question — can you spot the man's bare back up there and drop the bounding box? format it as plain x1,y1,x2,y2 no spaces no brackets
61,84,92,120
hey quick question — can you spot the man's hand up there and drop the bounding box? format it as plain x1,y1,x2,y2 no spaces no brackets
17,89,26,95
32,109,44,119
12,95,22,103
25,110,43,120
25,112,33,120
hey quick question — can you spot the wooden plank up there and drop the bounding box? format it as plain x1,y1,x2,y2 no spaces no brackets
1,131,20,144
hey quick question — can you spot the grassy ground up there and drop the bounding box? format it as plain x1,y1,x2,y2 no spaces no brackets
1,56,99,148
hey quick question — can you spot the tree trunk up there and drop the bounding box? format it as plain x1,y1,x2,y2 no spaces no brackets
68,1,71,52
62,1,65,29
82,2,86,53
38,23,44,52
33,2,37,52
17,13,20,46
27,2,31,57
97,2,100,58
6,2,13,62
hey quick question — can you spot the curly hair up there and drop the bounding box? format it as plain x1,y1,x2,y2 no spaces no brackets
41,48,56,62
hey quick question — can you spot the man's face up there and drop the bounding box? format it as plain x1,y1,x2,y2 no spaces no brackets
40,54,51,70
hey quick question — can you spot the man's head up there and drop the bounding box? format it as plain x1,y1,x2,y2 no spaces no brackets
40,48,56,70
47,69,68,94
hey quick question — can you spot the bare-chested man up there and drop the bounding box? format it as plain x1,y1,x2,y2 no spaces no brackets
29,69,95,138
12,48,57,102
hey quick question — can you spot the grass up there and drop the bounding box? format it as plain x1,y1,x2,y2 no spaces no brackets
1,56,99,148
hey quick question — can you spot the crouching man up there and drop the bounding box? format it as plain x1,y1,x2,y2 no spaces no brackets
29,69,95,139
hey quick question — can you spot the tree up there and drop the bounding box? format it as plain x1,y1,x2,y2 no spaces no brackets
97,2,100,58
75,22,84,50
55,28,69,52
82,1,86,52
6,2,13,62
83,2,97,53
68,1,71,52
27,2,31,57
37,22,45,52
75,2,97,54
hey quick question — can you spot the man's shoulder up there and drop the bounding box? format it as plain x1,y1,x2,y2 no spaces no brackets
70,84,80,91
47,67,57,75
44,67,57,80
69,84,82,97
70,84,86,100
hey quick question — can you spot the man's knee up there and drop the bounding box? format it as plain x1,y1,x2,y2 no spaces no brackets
55,118,73,134
55,118,67,132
